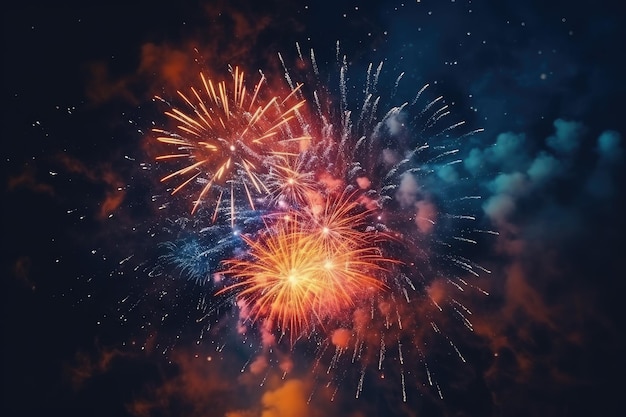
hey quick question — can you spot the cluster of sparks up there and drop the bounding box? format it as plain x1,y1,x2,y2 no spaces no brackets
219,191,396,341
146,42,494,401
154,66,309,224
153,64,398,340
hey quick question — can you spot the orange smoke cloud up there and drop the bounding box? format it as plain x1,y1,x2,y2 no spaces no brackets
7,165,55,196
249,355,269,375
85,61,137,105
317,172,344,194
67,346,129,390
415,200,437,234
137,42,198,92
352,308,371,335
356,176,371,189
427,279,447,309
83,1,303,107
260,379,310,417
331,328,352,349
233,374,340,417
466,254,623,416
126,350,246,417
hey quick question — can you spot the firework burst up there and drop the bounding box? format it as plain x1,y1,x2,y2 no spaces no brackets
131,41,496,404
219,190,396,342
152,66,311,224
264,155,318,208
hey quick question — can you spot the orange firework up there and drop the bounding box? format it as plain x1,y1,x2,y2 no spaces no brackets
153,67,311,224
265,156,317,207
302,189,378,253
220,192,395,341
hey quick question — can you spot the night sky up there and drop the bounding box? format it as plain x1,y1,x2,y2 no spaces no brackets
3,1,626,416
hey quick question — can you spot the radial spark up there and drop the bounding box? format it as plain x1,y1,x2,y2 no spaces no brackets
153,67,311,224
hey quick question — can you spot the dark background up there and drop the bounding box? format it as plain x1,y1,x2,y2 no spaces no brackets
3,1,625,416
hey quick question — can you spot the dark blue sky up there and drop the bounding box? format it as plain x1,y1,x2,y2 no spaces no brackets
3,1,625,416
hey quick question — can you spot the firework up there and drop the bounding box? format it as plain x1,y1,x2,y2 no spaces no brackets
264,155,318,207
253,42,493,401
152,66,311,224
158,222,237,285
219,191,395,342
135,41,495,404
